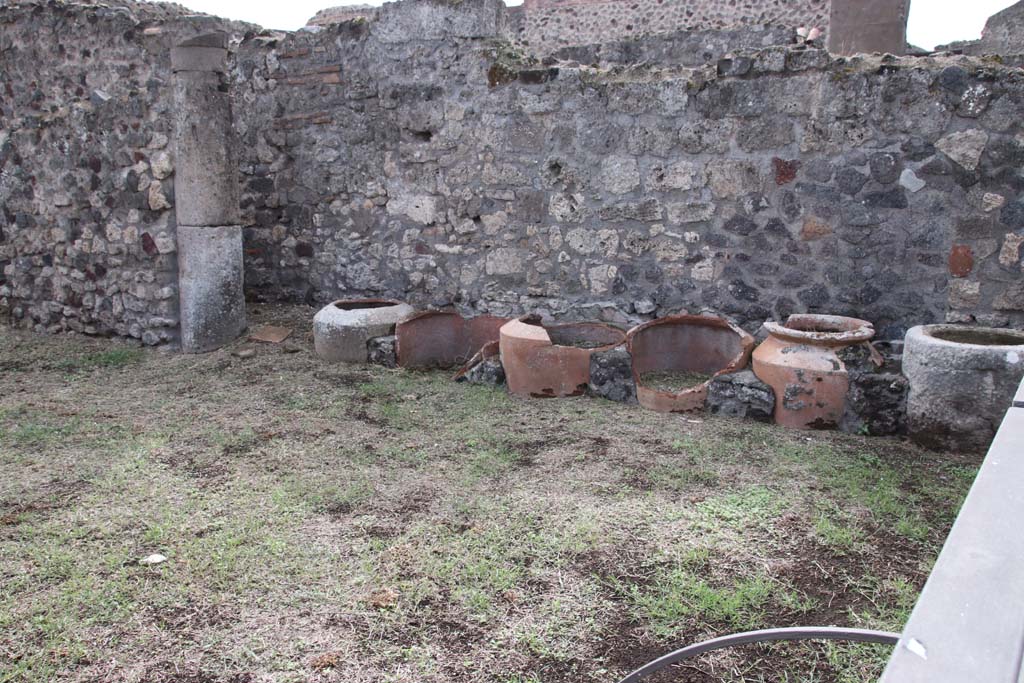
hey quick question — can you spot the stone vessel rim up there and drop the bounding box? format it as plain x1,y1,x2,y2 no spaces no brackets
331,298,404,311
763,314,874,347
918,324,1024,349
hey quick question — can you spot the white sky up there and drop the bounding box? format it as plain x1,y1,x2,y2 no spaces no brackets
171,0,1017,50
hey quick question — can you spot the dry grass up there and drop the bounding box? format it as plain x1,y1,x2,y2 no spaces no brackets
0,305,980,683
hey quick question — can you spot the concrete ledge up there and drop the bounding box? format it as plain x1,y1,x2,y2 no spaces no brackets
172,32,228,73
178,32,228,49
177,225,246,353
881,380,1024,681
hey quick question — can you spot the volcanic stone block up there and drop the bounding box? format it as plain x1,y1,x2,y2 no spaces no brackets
367,335,398,368
838,343,908,436
706,370,774,422
457,358,506,387
588,346,637,404
177,225,246,353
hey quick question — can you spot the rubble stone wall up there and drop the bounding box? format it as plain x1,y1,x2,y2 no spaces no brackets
4,0,1024,346
938,0,1024,57
0,0,250,343
235,0,1024,339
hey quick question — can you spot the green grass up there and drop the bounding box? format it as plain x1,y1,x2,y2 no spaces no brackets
2,420,78,448
611,488,809,640
647,459,720,490
57,347,143,372
695,486,790,532
615,562,781,639
302,477,377,515
0,320,981,683
811,497,868,555
811,451,931,541
813,509,864,554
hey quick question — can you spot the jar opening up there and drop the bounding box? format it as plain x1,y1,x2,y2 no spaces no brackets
931,329,1024,346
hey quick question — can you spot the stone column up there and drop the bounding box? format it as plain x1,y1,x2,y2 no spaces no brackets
827,0,909,56
171,32,246,353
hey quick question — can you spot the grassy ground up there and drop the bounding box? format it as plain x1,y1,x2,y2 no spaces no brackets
0,305,980,683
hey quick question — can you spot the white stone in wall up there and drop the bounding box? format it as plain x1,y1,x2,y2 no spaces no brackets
549,192,587,222
150,152,173,180
148,183,171,211
707,159,761,198
588,264,617,294
386,192,442,225
983,193,1006,212
600,156,640,195
648,160,705,191
667,201,716,224
899,169,926,193
486,247,527,275
935,130,989,171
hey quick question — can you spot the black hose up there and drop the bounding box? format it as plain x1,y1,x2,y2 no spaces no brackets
618,626,901,683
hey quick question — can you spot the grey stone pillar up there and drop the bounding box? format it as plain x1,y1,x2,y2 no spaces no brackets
171,32,246,353
828,0,909,56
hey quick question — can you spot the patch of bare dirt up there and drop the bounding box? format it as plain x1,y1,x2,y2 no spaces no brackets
0,479,89,526
346,406,389,428
138,666,253,683
152,603,228,633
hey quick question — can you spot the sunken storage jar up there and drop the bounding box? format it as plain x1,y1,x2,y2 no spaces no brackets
396,310,509,370
904,325,1024,452
500,316,626,398
313,299,416,363
752,314,875,430
627,314,755,413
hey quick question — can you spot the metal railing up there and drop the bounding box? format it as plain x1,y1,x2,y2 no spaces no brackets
618,627,899,683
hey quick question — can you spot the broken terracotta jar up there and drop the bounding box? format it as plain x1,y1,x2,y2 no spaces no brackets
500,316,626,398
752,314,875,430
627,314,755,413
396,310,509,369
452,340,502,384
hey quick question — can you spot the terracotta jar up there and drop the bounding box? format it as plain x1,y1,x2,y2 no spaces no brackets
627,314,754,413
500,316,626,398
396,310,509,369
752,314,875,429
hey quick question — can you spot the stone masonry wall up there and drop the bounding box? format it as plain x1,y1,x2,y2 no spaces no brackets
3,0,1024,345
234,0,1024,339
548,25,799,68
0,0,250,343
508,0,830,56
938,0,1024,57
